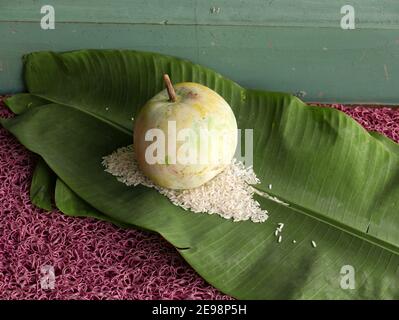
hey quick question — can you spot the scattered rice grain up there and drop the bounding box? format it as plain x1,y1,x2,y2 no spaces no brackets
311,240,317,248
278,235,282,243
252,188,290,206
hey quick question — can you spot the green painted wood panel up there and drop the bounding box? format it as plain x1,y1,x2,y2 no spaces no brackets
1,1,399,103
2,0,399,28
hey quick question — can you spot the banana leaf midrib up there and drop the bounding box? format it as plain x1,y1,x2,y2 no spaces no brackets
253,187,399,256
30,93,132,135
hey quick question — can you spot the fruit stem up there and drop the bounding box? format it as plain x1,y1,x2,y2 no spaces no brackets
163,74,176,102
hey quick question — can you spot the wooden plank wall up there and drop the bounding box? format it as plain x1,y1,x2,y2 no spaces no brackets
1,0,399,103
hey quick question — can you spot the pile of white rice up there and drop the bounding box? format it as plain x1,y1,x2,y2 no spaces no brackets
102,145,268,223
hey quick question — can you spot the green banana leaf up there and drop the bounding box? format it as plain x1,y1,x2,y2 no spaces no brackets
1,49,399,299
30,158,56,211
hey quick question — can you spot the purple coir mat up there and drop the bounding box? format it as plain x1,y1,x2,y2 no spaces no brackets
1,95,398,300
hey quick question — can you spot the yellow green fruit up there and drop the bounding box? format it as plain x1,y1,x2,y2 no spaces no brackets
134,80,237,189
